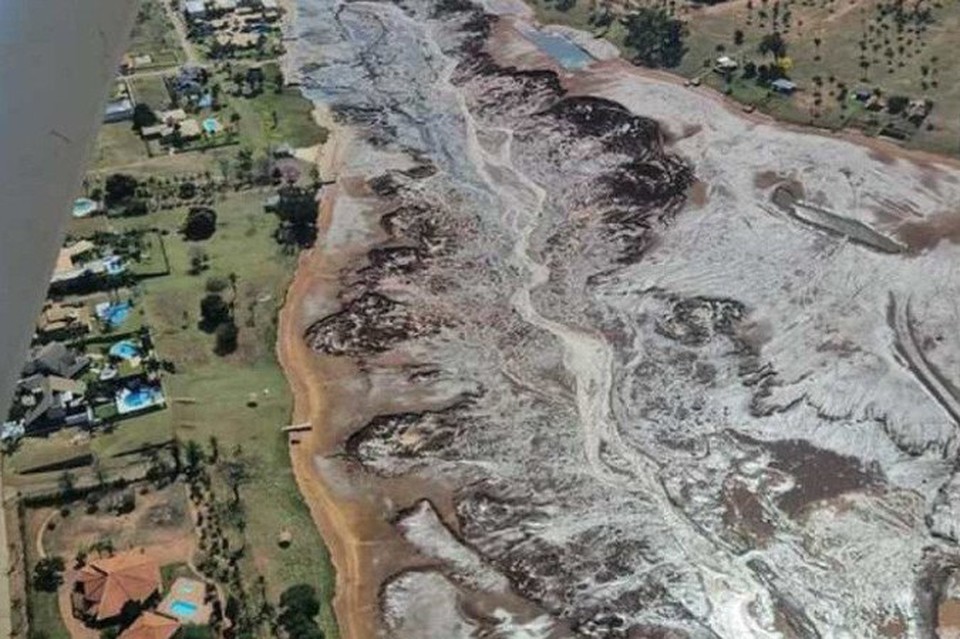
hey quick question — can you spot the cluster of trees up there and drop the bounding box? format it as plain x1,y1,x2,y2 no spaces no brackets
278,584,325,639
272,185,320,250
104,173,149,217
624,7,687,69
32,556,66,592
200,274,239,355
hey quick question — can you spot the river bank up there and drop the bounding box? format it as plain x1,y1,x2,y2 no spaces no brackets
278,0,960,636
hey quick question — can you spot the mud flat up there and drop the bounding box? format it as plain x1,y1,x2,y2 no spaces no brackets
281,0,960,637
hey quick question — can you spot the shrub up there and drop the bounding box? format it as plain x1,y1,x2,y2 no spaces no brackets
32,556,66,592
182,207,217,241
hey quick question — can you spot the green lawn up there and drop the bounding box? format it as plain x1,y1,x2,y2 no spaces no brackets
27,590,70,639
92,122,150,171
127,0,183,70
60,193,338,637
528,0,960,155
129,75,174,112
226,64,328,151
10,39,337,635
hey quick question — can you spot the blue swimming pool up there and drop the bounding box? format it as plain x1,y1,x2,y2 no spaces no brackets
202,117,220,134
96,301,131,327
115,385,164,415
520,27,594,70
72,198,98,218
109,340,140,360
169,600,198,617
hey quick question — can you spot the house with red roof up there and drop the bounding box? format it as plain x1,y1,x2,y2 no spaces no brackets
71,550,162,625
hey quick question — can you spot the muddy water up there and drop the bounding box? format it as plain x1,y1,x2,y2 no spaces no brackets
286,0,960,637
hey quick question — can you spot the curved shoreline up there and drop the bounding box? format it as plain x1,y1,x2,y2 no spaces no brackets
275,111,375,639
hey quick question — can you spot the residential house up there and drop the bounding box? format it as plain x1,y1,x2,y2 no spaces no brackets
178,118,203,140
72,551,163,625
36,301,92,342
160,108,188,125
23,342,90,379
52,240,97,285
118,612,180,639
14,374,91,432
140,124,172,140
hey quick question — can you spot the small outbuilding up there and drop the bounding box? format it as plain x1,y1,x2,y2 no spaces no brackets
715,55,738,72
104,98,135,123
771,79,797,95
183,0,206,20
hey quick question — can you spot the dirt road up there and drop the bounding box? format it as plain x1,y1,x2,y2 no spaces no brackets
275,118,379,639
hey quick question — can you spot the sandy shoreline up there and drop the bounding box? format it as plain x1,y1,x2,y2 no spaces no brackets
275,6,960,638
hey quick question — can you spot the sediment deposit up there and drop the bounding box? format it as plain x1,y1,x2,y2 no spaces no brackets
284,0,960,636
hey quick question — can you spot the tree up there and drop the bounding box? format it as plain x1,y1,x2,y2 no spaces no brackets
214,321,239,355
188,246,209,276
181,207,218,241
623,8,687,68
218,446,253,505
32,556,66,592
132,104,158,131
58,471,75,498
104,174,139,208
208,436,220,463
758,32,787,58
199,294,231,331
733,29,745,46
122,198,148,217
742,61,758,79
205,276,229,293
184,440,205,475
887,94,909,114
178,181,198,200
236,148,254,177
273,186,320,248
278,584,324,639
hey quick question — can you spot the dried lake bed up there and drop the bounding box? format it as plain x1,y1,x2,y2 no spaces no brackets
283,0,960,636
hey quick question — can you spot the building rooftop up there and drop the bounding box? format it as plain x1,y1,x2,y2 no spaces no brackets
183,0,205,15
118,611,180,639
24,342,90,379
160,108,187,124
179,119,203,139
75,551,162,622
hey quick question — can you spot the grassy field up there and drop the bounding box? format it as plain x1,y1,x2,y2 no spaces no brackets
91,122,150,171
11,41,336,637
109,194,338,636
23,508,70,639
12,190,337,636
224,64,329,152
129,75,173,112
127,0,183,70
529,0,960,155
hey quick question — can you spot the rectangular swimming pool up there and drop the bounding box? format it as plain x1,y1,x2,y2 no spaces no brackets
169,600,198,617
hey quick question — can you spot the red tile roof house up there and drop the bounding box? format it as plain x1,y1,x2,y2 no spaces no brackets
71,551,163,627
119,611,181,639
